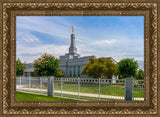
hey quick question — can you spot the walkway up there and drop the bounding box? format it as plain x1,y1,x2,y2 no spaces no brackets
17,87,144,101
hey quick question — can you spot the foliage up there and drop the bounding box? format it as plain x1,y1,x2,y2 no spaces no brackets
81,57,117,79
117,58,139,79
55,71,65,77
135,69,144,80
33,53,60,77
16,59,26,76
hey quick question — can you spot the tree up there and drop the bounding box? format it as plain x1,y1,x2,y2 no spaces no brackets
117,58,139,79
33,53,60,77
135,69,144,80
55,71,64,77
16,59,26,76
81,57,117,79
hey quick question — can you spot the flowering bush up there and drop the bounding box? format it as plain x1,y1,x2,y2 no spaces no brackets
33,53,60,77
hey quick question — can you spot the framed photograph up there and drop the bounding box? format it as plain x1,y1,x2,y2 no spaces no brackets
0,0,159,116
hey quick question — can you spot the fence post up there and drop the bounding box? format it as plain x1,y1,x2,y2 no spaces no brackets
99,78,101,101
132,79,134,101
53,77,54,96
78,77,80,99
20,76,22,91
61,77,63,97
125,78,133,101
40,77,42,95
47,76,54,96
29,76,31,93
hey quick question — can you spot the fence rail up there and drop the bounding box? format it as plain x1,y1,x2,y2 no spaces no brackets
16,77,144,101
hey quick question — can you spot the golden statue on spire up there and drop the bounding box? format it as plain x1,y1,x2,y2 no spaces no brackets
72,25,74,33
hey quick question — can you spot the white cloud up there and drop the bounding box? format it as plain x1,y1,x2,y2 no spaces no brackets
17,32,40,43
17,17,73,41
134,57,144,61
17,44,69,63
91,40,116,45
76,37,143,59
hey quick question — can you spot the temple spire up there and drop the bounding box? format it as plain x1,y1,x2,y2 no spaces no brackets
69,26,77,54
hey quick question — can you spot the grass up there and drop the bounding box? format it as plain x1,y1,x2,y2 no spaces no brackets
16,91,78,101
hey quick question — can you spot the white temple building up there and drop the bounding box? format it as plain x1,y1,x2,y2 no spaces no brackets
59,26,117,78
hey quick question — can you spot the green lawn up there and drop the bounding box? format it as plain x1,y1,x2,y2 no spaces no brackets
17,91,124,101
16,91,78,101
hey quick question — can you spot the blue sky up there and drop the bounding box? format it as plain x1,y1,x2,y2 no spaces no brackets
16,16,144,69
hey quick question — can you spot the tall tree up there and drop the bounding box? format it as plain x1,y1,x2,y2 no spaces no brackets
81,57,117,79
135,69,144,80
117,58,139,79
16,59,26,76
33,53,60,77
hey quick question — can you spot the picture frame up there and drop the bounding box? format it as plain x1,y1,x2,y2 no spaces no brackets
0,0,159,116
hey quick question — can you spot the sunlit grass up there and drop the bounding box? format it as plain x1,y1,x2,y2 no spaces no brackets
16,91,78,101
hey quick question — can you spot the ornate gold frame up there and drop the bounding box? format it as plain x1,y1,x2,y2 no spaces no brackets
0,0,160,116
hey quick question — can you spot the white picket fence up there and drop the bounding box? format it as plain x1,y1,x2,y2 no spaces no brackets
16,77,144,101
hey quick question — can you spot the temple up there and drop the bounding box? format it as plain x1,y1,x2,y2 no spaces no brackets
59,26,117,78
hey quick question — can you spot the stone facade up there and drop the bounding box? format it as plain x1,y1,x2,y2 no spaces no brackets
59,28,117,78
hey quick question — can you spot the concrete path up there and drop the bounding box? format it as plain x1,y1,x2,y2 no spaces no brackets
17,87,144,101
